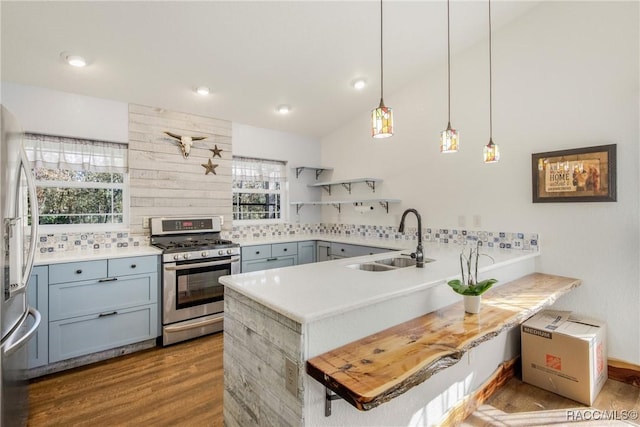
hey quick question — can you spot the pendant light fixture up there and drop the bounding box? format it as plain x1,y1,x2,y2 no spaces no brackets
372,0,393,138
483,0,500,163
440,0,458,153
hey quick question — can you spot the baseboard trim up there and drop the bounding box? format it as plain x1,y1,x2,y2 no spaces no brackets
437,357,519,427
608,358,640,388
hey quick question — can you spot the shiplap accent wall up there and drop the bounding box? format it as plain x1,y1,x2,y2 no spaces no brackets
128,104,232,235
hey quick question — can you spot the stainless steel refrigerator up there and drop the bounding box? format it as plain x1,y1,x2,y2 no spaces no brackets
0,105,41,426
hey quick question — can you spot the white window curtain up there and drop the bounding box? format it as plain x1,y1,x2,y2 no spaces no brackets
232,156,286,185
23,133,128,173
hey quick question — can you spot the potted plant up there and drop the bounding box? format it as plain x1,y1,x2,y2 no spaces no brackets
447,241,497,314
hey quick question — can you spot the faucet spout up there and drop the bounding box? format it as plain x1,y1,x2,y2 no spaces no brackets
398,208,424,268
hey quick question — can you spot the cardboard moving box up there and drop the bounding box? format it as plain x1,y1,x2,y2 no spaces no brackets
521,310,607,405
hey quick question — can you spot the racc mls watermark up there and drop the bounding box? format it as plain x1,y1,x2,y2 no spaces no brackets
566,409,638,422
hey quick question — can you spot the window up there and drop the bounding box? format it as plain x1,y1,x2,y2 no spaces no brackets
232,156,287,222
24,133,128,228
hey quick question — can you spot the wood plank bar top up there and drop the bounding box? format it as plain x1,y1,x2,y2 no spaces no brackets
306,273,581,411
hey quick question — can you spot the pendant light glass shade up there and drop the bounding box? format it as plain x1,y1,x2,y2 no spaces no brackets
483,139,500,163
484,0,499,163
440,125,458,153
372,0,393,139
440,0,458,153
372,99,393,138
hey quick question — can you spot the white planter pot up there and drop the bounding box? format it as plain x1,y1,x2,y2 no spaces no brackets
464,295,482,314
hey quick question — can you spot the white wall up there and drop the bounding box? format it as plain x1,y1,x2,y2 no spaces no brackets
1,81,128,142
321,1,640,364
232,123,322,224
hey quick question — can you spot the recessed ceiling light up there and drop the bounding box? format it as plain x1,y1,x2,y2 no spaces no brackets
195,86,210,95
61,53,87,67
351,78,367,90
276,105,291,114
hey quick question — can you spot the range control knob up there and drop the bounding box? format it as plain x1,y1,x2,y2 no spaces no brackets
226,249,233,255
218,250,225,256
201,251,208,258
173,254,180,261
183,253,190,260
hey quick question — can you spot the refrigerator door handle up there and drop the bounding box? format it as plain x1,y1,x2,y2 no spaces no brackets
19,147,39,291
3,307,41,357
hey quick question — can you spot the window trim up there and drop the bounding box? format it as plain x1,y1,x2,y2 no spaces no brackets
232,156,288,224
33,168,130,233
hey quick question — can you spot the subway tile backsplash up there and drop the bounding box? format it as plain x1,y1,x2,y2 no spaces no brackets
37,223,538,254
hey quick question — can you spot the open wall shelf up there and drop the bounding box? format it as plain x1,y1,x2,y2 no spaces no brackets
290,199,401,214
308,178,382,195
292,166,334,180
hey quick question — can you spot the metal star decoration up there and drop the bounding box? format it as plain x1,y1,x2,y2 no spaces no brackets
210,145,223,158
201,158,218,175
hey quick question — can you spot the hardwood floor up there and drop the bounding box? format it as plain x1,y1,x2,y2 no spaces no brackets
28,333,224,427
464,377,640,426
29,332,640,427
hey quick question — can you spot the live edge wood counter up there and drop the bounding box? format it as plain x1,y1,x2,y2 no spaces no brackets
306,273,581,412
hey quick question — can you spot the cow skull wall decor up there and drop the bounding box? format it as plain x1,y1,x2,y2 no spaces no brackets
164,131,207,158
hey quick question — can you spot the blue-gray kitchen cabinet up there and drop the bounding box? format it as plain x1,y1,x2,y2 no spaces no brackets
27,266,49,369
47,255,159,363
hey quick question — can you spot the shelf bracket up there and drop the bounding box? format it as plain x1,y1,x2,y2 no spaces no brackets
325,388,342,417
331,203,341,213
341,183,352,194
366,180,376,193
379,201,390,213
295,203,303,214
316,169,325,180
322,185,332,195
295,167,305,179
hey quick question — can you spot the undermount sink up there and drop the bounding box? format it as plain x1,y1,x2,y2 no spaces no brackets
374,257,416,268
346,263,396,272
346,256,435,272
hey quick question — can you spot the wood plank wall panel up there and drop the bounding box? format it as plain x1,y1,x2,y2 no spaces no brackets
224,288,304,427
128,104,232,235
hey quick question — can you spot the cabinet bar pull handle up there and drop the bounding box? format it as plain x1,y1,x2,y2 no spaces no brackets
266,257,278,261
98,311,118,318
75,269,83,274
98,277,118,283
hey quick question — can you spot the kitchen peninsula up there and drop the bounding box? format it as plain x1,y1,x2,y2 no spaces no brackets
220,243,568,426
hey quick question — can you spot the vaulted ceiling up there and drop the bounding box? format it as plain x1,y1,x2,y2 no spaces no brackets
1,1,540,138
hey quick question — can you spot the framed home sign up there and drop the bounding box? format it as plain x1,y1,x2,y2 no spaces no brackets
531,144,617,203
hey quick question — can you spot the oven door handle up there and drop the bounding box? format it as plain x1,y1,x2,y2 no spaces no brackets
165,256,240,271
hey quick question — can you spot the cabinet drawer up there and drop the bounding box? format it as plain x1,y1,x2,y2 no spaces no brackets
241,245,272,261
49,304,158,363
49,274,158,321
49,260,107,284
330,243,354,257
272,242,297,257
241,256,297,273
108,255,158,277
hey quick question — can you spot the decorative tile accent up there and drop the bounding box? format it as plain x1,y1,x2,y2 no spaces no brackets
222,223,539,252
36,231,148,253
38,224,538,254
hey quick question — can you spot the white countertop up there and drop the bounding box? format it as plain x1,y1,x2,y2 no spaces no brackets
236,234,411,251
220,242,539,324
35,245,162,265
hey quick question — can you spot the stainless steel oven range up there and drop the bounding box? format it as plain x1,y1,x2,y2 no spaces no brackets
150,216,239,346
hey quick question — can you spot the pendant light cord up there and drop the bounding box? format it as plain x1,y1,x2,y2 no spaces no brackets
488,0,493,140
447,0,451,124
380,0,384,103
